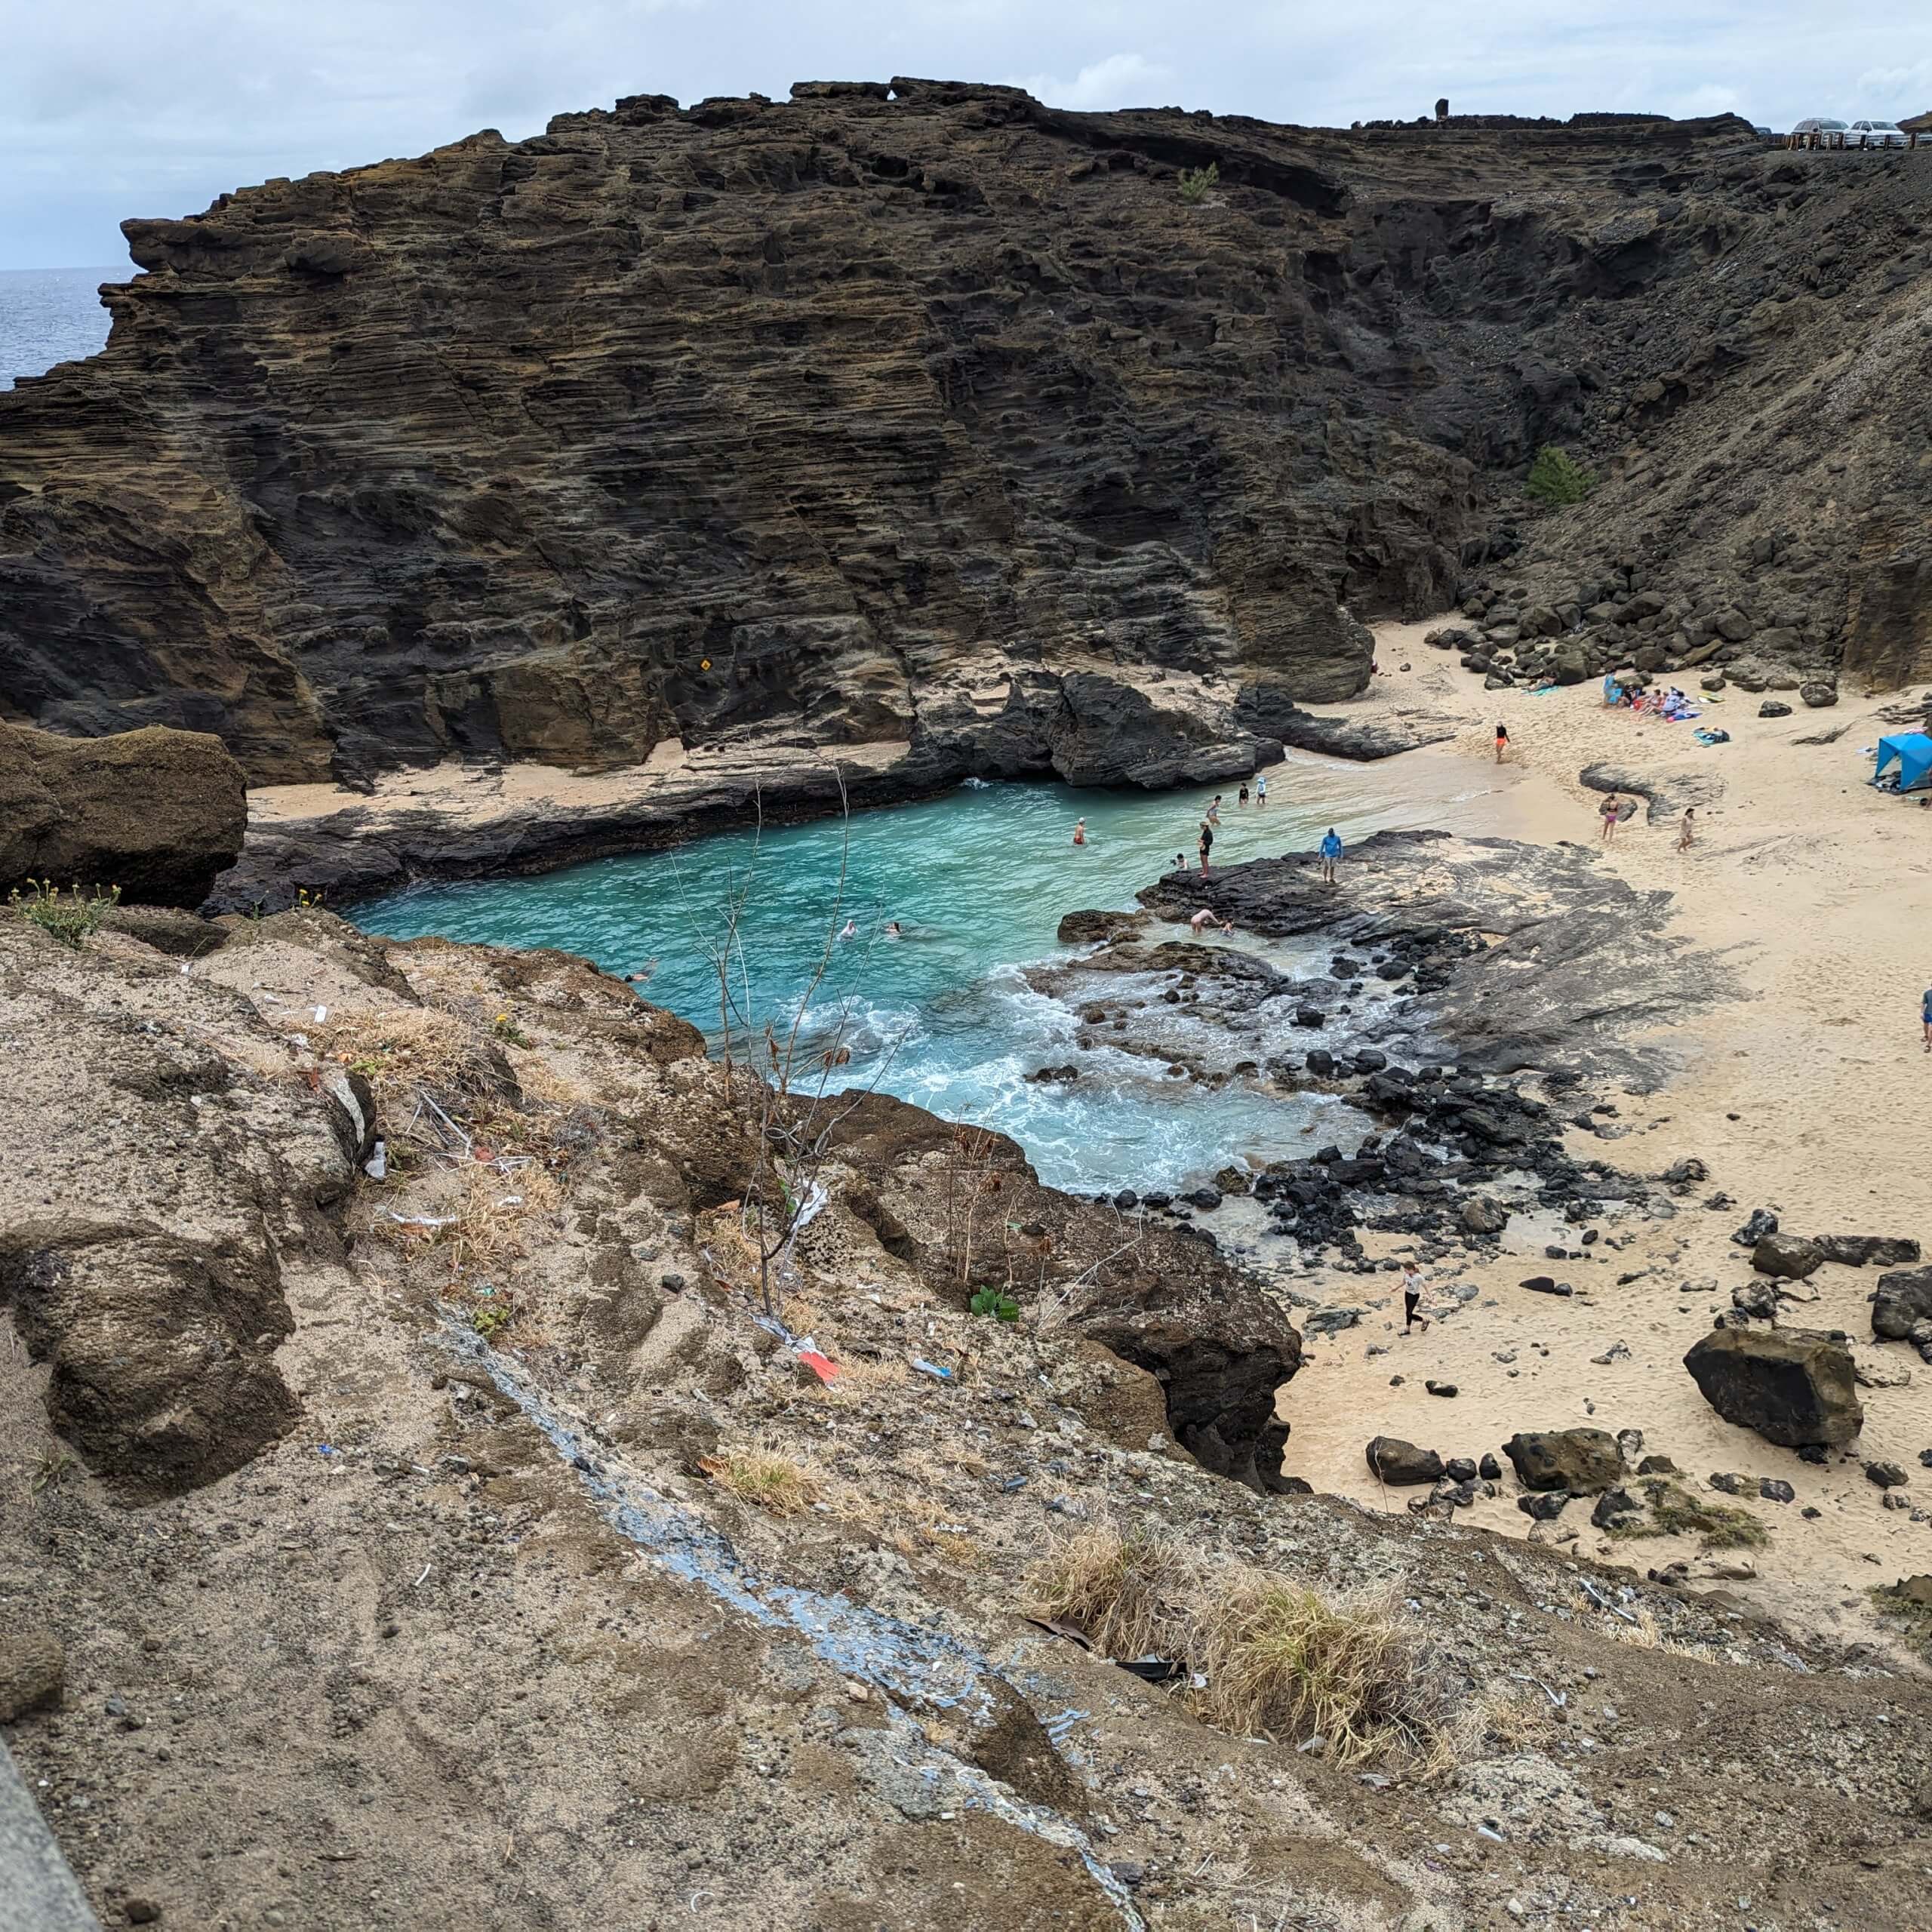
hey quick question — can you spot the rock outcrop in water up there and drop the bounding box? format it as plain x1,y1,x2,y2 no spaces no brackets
5,86,1856,799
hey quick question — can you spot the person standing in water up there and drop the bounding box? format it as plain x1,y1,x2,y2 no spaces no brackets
1238,783,1249,806
1206,795,1223,826
1318,827,1343,885
1072,818,1087,846
1198,817,1215,877
1256,772,1268,806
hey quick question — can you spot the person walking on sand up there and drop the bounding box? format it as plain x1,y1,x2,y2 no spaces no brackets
1598,792,1622,843
1494,721,1509,764
1677,807,1696,851
1922,980,1932,1054
1401,1263,1429,1334
1198,817,1215,877
1319,826,1343,885
1072,818,1087,846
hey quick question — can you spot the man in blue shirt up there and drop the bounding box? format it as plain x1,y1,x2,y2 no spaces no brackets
1319,827,1343,886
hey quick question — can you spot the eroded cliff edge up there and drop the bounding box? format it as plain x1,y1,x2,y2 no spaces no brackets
0,85,1783,789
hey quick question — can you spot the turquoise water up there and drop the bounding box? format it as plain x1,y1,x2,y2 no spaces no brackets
358,761,1502,1192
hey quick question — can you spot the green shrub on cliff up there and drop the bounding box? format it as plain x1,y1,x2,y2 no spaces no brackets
1524,445,1598,508
9,880,121,949
1178,162,1219,205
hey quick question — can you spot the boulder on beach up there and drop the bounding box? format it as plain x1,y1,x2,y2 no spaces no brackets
1365,1436,1443,1485
1815,1234,1920,1269
1872,1266,1932,1341
1752,1232,1823,1280
1503,1428,1625,1494
1683,1326,1863,1447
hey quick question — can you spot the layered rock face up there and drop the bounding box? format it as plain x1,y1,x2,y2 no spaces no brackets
0,85,1775,784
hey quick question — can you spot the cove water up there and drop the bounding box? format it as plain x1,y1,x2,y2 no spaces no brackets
358,759,1503,1194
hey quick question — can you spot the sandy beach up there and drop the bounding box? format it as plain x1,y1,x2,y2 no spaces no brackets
1276,618,1932,1645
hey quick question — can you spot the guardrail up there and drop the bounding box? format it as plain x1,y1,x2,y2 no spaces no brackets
1784,130,1924,149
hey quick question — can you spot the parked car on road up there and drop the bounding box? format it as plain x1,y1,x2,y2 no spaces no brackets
1846,119,1909,148
1792,117,1848,140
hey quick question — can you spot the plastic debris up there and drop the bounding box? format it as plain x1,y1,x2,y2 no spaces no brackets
1113,1656,1182,1684
911,1358,954,1381
795,1350,839,1383
364,1138,388,1181
1022,1616,1090,1650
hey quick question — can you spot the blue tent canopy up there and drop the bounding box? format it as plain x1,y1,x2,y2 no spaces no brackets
1874,733,1932,792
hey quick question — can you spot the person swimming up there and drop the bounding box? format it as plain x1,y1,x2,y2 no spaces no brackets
838,919,857,940
883,920,903,939
623,958,659,984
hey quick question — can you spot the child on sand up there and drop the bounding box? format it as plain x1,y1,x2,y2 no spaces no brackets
1401,1263,1429,1334
1677,807,1696,851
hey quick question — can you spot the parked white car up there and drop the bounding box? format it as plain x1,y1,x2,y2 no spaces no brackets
1846,119,1909,148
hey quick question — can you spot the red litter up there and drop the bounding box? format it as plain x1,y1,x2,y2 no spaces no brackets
795,1350,840,1382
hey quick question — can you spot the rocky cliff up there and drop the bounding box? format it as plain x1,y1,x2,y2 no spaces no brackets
2,85,1803,790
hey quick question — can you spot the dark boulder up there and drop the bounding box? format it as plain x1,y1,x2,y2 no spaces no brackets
1504,1428,1625,1494
1815,1234,1920,1269
1873,1266,1932,1341
1365,1436,1443,1485
1758,700,1793,718
1752,1232,1823,1280
1517,1490,1571,1521
1591,1487,1642,1529
1683,1326,1863,1447
1731,1209,1778,1247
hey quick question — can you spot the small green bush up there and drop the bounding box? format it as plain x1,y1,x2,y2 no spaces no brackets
970,1287,1020,1322
1524,445,1598,508
9,880,121,949
1178,162,1219,205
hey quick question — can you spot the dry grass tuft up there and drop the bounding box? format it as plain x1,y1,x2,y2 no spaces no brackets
1475,1685,1559,1750
698,1446,823,1516
1599,1606,1712,1660
1031,1525,1450,1766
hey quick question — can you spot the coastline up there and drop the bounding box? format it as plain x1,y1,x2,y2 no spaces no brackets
1277,618,1932,1651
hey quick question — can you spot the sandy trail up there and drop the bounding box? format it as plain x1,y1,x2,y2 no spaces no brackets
1278,618,1932,1647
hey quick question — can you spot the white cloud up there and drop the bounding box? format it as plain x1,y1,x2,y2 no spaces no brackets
1012,51,1172,112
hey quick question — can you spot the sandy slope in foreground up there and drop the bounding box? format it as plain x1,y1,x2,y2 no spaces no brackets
1279,620,1932,1645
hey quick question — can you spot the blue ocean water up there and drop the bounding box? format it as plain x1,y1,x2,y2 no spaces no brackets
0,266,121,389
359,763,1500,1192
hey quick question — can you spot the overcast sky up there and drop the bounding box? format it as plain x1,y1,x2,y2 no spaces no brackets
6,1,1932,269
